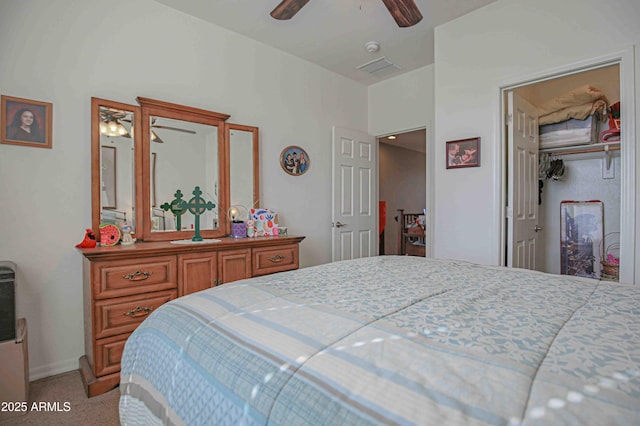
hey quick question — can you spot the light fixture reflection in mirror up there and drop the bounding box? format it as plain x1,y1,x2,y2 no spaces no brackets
100,120,128,137
97,104,136,233
228,205,248,238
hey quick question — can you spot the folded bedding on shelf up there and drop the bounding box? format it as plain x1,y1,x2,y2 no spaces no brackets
538,84,608,126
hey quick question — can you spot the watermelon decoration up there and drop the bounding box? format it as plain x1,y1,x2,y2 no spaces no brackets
99,223,121,246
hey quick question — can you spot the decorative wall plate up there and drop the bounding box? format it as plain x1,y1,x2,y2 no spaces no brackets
99,223,121,246
280,145,310,176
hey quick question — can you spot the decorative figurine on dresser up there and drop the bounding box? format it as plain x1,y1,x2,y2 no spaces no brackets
77,96,304,397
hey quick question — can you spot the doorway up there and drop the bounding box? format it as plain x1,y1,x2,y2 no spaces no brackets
378,128,426,255
501,50,635,284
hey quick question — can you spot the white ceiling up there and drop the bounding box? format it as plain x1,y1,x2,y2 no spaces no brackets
152,0,497,86
379,128,426,153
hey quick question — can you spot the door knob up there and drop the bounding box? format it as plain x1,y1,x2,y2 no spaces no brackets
533,225,543,232
334,222,347,228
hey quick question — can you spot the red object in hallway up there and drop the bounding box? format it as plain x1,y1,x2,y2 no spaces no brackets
379,201,386,235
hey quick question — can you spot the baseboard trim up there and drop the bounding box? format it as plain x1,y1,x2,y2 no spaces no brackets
29,358,79,381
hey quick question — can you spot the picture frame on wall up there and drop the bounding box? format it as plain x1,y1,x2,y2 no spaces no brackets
280,145,310,176
446,137,480,169
1,95,53,149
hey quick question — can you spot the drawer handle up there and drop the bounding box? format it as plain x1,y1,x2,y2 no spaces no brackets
124,306,153,317
268,254,285,263
123,270,152,281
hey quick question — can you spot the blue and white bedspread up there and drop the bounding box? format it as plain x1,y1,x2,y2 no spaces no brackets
119,256,640,425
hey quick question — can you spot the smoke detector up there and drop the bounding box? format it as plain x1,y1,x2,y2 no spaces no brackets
365,41,380,53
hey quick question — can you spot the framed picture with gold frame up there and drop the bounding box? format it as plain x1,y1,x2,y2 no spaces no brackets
1,95,53,149
280,145,310,176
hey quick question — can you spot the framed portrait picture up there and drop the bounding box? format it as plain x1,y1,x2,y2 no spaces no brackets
446,137,480,169
280,145,310,176
1,95,53,149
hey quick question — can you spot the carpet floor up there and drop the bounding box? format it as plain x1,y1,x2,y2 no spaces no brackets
0,370,120,425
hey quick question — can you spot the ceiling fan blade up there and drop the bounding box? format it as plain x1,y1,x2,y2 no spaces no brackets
380,0,423,28
271,0,311,20
152,125,196,134
151,130,164,144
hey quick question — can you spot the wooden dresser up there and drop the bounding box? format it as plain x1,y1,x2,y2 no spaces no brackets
78,236,304,397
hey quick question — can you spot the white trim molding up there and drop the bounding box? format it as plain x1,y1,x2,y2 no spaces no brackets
496,46,636,284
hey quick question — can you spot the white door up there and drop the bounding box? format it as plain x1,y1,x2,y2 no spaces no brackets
507,91,541,270
331,126,377,262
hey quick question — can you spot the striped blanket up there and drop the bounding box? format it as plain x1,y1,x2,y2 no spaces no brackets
120,256,640,425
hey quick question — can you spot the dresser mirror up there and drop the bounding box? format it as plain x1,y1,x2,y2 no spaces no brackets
227,123,259,209
91,98,141,242
148,116,221,234
92,97,260,243
137,97,230,242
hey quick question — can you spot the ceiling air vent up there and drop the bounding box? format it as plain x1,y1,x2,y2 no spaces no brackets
356,57,401,77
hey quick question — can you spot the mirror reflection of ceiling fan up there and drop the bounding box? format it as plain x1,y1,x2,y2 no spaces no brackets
99,108,195,143
148,118,196,144
270,0,423,28
99,108,130,138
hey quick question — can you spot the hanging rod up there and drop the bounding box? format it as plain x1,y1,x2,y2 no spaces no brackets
539,141,620,156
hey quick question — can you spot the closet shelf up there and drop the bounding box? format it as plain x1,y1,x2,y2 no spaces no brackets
540,141,620,156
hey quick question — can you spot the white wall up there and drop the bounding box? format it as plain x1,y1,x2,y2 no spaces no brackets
368,65,434,137
433,0,639,276
369,65,435,252
0,0,367,380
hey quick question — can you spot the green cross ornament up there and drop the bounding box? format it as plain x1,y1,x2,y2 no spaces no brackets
160,190,187,231
185,186,216,241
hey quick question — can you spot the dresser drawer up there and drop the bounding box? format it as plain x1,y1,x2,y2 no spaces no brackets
92,256,177,299
94,290,176,339
94,333,129,377
252,244,299,276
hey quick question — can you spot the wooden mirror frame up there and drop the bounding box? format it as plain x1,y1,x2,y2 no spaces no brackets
226,123,260,209
91,97,142,243
92,97,261,244
137,97,231,242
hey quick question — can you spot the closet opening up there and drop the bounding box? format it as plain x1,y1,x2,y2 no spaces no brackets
501,62,630,283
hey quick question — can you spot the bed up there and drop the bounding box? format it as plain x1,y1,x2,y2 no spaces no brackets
119,256,640,425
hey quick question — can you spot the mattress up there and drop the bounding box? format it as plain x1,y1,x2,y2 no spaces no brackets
119,256,640,425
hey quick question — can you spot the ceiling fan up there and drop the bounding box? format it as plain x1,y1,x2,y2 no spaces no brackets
99,107,196,144
148,118,196,144
271,0,423,28
99,108,131,138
